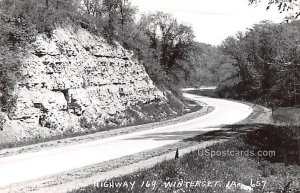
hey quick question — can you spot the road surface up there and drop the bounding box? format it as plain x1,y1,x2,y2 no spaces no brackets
0,92,253,189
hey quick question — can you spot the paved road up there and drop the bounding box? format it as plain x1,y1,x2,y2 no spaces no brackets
0,92,253,188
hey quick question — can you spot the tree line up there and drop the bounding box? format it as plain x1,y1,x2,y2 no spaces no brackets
217,20,300,107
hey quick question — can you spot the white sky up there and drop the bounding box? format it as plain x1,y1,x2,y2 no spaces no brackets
130,0,291,45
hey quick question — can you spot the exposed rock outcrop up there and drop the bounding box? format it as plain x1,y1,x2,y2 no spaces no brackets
1,26,177,142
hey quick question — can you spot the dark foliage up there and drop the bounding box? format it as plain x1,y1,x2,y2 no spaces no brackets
217,20,300,107
244,125,300,165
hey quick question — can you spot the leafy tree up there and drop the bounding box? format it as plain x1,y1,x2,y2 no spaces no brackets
188,42,231,86
139,12,194,84
218,20,300,106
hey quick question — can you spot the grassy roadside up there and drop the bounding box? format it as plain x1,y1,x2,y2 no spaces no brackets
70,125,300,193
272,107,300,126
69,91,300,193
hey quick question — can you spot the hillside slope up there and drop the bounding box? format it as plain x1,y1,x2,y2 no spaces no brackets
0,26,185,146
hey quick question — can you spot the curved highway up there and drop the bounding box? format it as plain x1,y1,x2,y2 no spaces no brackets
0,92,253,189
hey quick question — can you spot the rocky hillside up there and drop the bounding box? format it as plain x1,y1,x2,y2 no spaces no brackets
0,26,184,145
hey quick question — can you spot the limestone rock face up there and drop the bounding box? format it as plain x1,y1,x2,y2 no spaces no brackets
8,27,166,134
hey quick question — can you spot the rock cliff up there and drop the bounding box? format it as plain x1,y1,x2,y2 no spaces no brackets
0,26,180,142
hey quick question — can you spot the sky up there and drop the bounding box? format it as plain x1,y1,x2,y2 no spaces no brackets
130,0,291,45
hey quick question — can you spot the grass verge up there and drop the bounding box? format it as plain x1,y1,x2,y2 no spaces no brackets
272,107,300,126
69,124,300,193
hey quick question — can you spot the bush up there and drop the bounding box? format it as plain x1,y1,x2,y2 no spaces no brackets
244,125,300,165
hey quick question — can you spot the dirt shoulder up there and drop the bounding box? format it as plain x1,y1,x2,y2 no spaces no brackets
235,101,274,125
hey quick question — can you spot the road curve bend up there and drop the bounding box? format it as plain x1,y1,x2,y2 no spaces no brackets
0,93,253,188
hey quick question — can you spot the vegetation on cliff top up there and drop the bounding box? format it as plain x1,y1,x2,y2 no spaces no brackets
0,0,230,111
